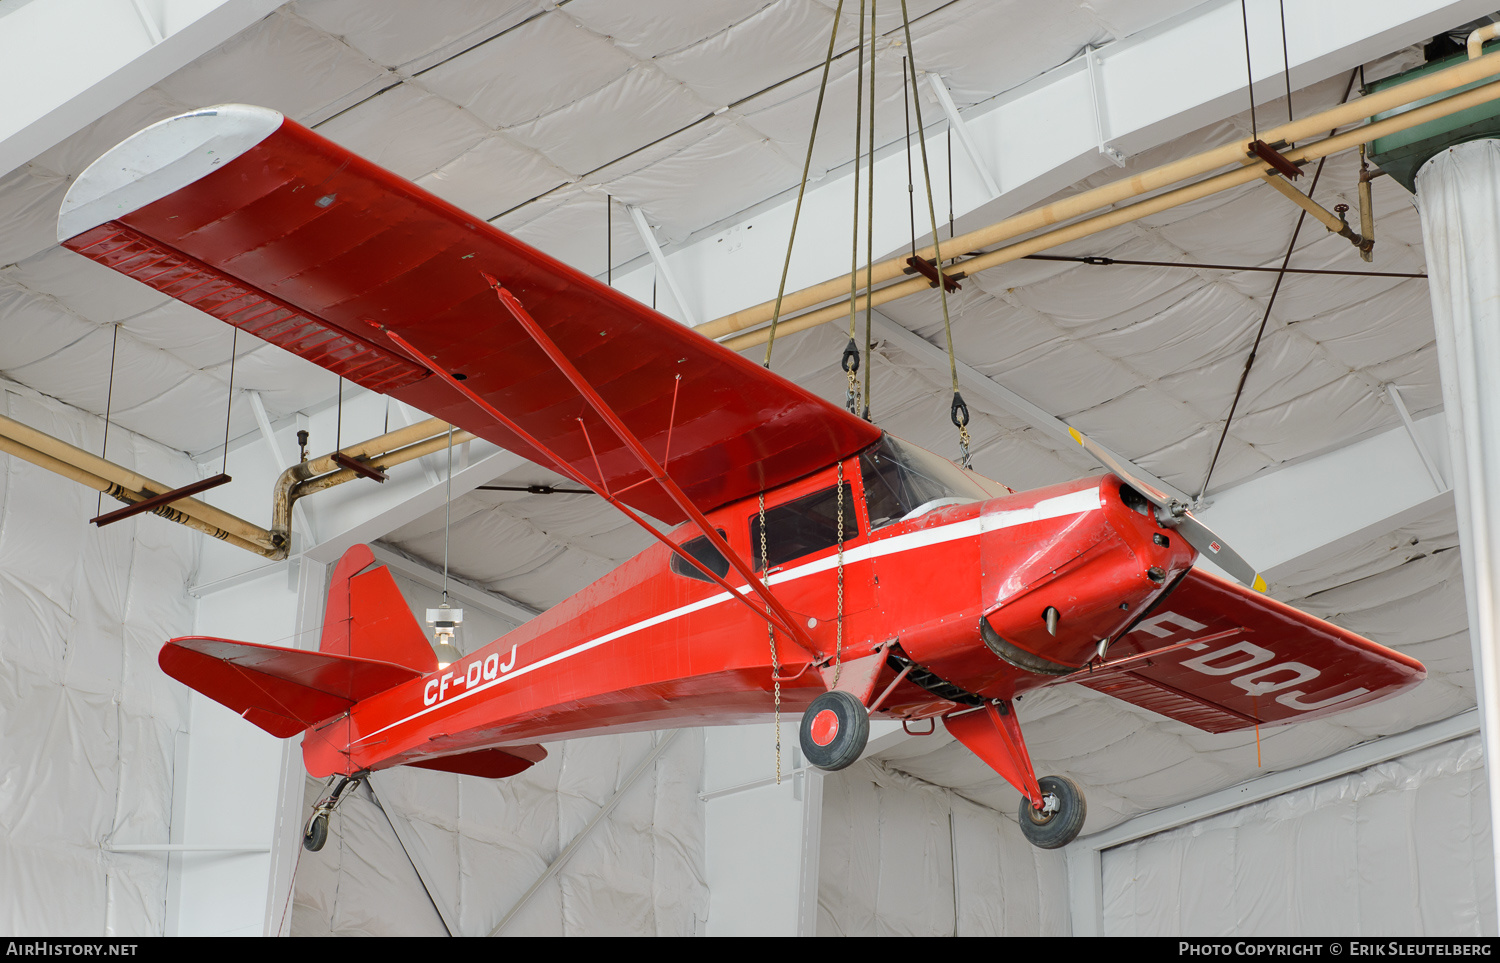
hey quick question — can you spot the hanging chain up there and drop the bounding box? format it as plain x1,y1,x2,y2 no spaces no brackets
761,491,781,784
834,461,845,688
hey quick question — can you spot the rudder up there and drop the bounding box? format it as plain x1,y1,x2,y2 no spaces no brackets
322,544,437,673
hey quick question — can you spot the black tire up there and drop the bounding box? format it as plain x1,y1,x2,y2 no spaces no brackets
303,812,329,853
1018,775,1086,849
800,689,870,771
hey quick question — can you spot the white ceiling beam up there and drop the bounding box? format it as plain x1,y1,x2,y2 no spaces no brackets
628,204,697,327
367,542,538,627
1195,409,1451,584
870,311,1192,504
302,445,527,566
924,71,1000,198
0,0,285,176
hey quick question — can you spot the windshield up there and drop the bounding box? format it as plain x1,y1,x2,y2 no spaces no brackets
860,434,996,529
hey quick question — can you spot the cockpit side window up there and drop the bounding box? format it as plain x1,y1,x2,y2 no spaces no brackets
670,529,730,582
860,434,992,529
750,483,858,571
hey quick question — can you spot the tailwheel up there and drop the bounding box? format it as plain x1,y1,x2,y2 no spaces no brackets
1018,775,1086,850
303,811,329,852
800,689,870,771
302,771,365,853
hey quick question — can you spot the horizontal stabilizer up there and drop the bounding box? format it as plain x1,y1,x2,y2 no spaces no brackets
160,636,426,737
1074,569,1425,732
405,745,549,779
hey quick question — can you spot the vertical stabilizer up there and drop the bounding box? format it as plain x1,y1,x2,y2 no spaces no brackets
322,544,438,673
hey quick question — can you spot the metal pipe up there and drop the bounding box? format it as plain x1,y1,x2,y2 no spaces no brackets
1469,23,1500,60
298,417,451,478
720,67,1500,351
0,434,274,556
0,411,468,560
0,412,276,551
701,49,1500,342
270,426,476,557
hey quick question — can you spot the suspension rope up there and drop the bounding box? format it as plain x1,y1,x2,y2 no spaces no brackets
443,427,454,605
1196,69,1359,499
96,323,120,516
861,0,878,421
221,328,238,475
764,0,847,369
844,0,867,415
903,55,916,260
1241,0,1258,141
899,0,970,466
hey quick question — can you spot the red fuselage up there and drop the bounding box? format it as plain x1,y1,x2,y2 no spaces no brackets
302,452,1194,778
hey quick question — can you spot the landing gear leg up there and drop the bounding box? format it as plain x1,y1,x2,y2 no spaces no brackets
303,771,367,853
944,701,1088,849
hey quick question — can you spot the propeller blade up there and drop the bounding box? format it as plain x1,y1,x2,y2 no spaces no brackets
1066,427,1173,507
1170,511,1269,594
1066,427,1267,593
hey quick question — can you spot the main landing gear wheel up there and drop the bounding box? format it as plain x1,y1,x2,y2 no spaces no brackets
1018,775,1087,850
800,689,870,771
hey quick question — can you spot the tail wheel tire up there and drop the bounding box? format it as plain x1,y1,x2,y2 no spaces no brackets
1018,775,1086,849
800,689,870,771
303,812,329,853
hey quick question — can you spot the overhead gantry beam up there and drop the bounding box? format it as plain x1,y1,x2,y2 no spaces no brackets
604,0,1499,331
868,310,1192,504
0,0,285,176
1193,407,1451,584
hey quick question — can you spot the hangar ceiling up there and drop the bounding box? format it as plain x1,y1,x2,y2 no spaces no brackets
0,0,1481,845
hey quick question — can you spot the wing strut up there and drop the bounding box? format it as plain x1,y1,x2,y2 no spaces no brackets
375,302,818,658
484,280,821,659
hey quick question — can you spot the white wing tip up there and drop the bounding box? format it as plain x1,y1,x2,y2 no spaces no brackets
58,104,284,242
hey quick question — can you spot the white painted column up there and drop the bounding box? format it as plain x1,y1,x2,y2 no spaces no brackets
1417,137,1500,932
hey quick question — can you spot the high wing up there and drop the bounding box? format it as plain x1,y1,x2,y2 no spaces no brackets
1072,569,1426,732
56,105,880,524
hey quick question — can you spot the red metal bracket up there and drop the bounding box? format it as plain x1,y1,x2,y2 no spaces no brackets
903,255,963,292
332,452,388,483
1249,139,1302,179
91,473,231,527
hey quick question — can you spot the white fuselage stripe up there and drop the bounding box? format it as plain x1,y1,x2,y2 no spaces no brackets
352,487,1102,746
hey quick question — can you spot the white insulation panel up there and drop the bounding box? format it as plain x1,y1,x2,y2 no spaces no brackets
818,759,1071,936
1102,735,1496,936
291,729,709,936
0,382,199,936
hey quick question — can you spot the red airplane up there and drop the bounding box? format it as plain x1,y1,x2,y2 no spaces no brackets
56,105,1425,853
